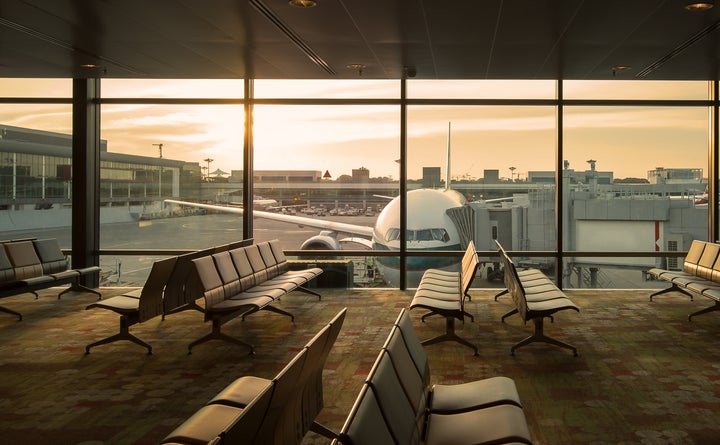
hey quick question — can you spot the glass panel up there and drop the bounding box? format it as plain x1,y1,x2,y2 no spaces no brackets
254,79,399,99
0,78,71,97
0,107,73,241
406,104,557,287
562,105,708,288
101,79,245,98
252,102,400,286
99,254,166,287
565,256,672,290
100,103,244,249
408,79,556,99
563,80,708,100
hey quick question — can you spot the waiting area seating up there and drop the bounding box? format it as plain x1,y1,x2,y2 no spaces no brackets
496,241,580,356
188,240,323,353
85,256,178,354
409,240,480,354
648,239,720,320
161,308,346,445
0,238,101,320
334,308,533,445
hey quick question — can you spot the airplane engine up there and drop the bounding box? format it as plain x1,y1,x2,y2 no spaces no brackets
300,234,342,250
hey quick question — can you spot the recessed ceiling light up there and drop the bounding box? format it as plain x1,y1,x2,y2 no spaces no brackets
346,63,366,76
289,0,317,7
80,64,99,68
612,66,632,71
685,1,714,11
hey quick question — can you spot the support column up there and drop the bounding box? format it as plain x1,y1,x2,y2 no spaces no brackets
243,78,254,239
72,78,100,287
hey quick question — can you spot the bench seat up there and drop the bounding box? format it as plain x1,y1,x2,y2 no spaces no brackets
336,308,533,445
409,241,480,355
497,241,580,356
188,240,323,353
647,239,720,320
162,309,346,445
0,238,102,320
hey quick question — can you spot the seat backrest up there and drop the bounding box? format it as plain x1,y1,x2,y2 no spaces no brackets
460,240,479,301
212,251,242,297
191,256,226,318
253,348,309,445
695,242,719,279
244,244,270,284
300,308,347,433
366,349,421,445
393,309,431,387
32,238,68,274
164,246,216,313
138,256,178,322
257,241,281,279
339,384,396,445
382,325,428,426
500,252,529,321
268,239,290,274
683,240,706,275
4,240,44,280
222,380,273,445
229,247,257,290
0,244,16,283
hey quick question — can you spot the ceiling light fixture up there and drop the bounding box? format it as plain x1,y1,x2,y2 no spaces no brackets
685,1,714,11
611,66,631,77
346,63,366,76
289,0,317,7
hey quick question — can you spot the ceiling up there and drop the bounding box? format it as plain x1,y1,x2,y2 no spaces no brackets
1,0,720,80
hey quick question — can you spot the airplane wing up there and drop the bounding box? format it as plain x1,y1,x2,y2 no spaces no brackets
165,199,375,238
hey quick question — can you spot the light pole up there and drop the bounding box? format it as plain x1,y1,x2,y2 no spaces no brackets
152,143,163,158
204,158,214,181
153,144,164,197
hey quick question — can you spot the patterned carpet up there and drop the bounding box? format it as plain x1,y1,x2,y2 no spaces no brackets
0,286,719,445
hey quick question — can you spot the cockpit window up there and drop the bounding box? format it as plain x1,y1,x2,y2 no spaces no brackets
385,228,450,242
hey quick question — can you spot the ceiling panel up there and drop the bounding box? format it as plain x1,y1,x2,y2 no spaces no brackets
0,0,719,80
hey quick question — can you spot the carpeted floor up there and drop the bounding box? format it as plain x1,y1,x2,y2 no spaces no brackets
0,286,719,445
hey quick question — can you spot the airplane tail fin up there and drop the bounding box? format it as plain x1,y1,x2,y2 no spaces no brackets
445,121,451,190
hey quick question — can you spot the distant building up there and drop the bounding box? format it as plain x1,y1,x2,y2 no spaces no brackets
483,169,500,183
422,167,442,188
648,167,703,184
352,167,370,183
244,170,322,183
527,170,613,184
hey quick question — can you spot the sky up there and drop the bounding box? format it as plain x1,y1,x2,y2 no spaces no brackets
0,78,711,181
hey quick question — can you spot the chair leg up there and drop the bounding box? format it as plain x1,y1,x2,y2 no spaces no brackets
85,315,151,355
501,308,518,322
511,317,577,357
0,305,22,321
296,286,322,300
688,300,720,321
494,289,508,301
59,283,102,300
649,284,693,301
421,316,478,356
187,319,255,355
260,305,295,322
310,421,339,440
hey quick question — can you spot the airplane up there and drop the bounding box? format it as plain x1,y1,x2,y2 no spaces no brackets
166,187,469,287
